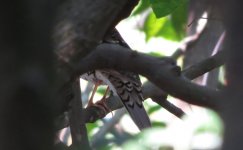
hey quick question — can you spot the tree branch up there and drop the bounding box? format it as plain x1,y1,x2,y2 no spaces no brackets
151,97,185,118
52,0,227,131
55,46,226,130
183,50,227,79
76,44,221,108
94,50,226,118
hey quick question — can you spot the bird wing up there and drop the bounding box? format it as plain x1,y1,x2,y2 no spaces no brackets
101,70,151,130
102,28,151,130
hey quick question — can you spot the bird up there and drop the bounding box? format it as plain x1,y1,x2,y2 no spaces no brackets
81,28,151,130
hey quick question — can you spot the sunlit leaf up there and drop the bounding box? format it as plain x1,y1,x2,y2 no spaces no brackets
147,51,165,57
194,110,223,135
148,105,161,114
149,0,187,18
142,11,183,41
156,18,180,41
151,121,167,128
143,12,167,41
97,86,107,94
86,123,98,135
132,0,150,16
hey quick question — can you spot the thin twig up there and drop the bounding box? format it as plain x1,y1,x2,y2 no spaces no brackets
151,97,185,118
182,50,226,79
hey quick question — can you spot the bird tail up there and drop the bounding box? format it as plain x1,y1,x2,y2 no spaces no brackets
102,70,151,130
121,92,152,130
124,104,152,130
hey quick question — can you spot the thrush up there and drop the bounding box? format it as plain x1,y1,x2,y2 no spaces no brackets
81,29,151,130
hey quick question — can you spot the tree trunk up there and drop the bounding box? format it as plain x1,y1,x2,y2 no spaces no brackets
0,1,57,150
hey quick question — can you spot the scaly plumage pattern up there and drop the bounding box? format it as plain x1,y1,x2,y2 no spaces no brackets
81,29,151,130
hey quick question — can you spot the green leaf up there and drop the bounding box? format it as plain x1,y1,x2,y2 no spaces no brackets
86,122,100,139
171,2,188,39
147,105,161,114
132,0,150,16
148,51,166,57
143,11,183,41
86,123,98,133
97,86,106,94
156,17,181,41
149,0,187,18
151,121,167,128
143,12,167,41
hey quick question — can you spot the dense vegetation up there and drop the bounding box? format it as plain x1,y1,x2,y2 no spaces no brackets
0,0,243,150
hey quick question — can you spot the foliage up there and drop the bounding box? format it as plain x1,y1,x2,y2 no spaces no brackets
121,128,173,150
64,0,223,149
194,110,223,135
133,0,188,41
132,0,150,16
149,0,187,18
81,1,223,149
